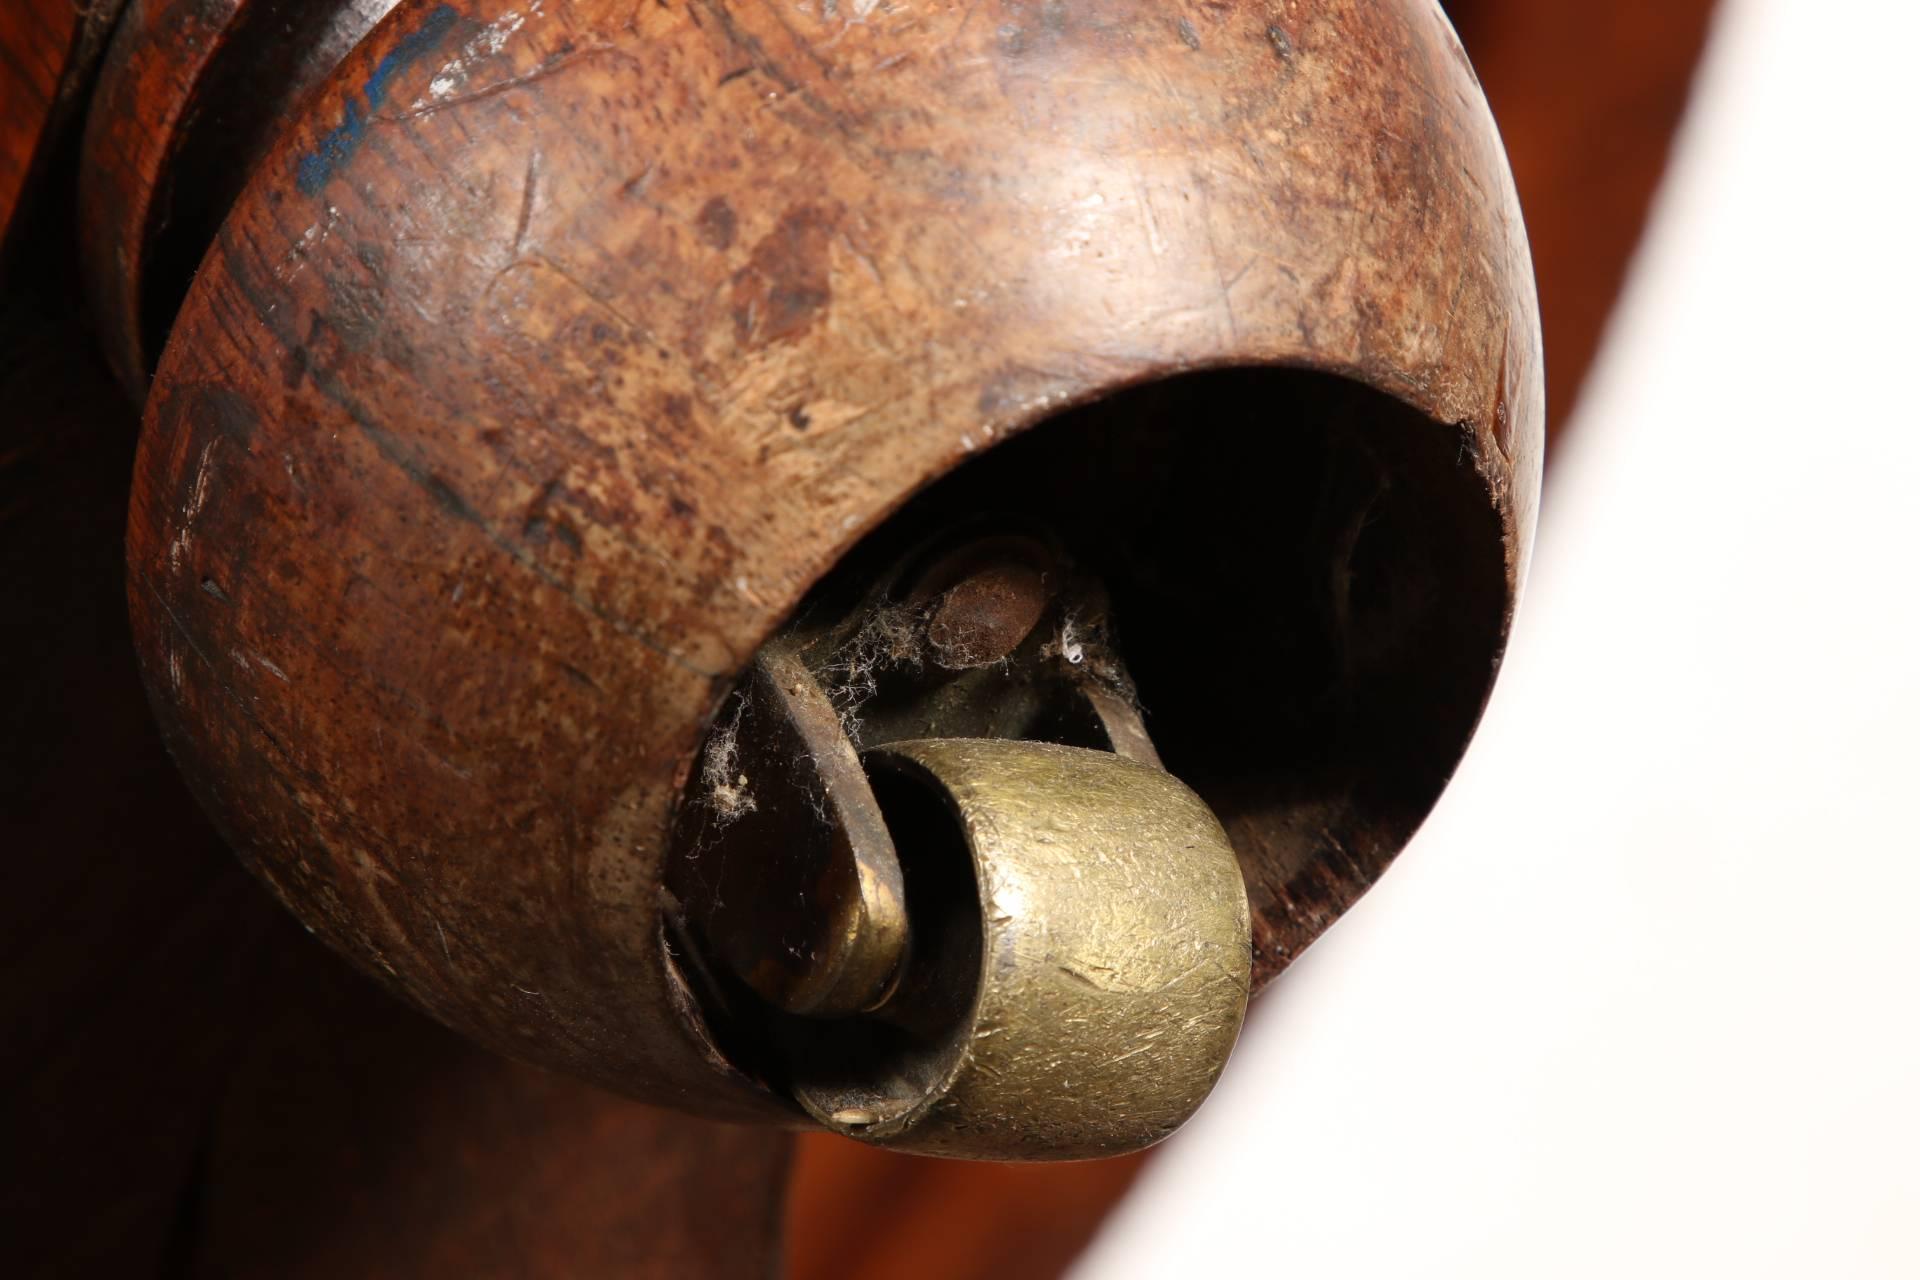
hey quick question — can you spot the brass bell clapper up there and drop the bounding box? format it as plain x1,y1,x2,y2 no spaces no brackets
665,528,1252,1159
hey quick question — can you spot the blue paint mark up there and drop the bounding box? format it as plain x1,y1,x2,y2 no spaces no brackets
296,5,461,198
365,5,461,109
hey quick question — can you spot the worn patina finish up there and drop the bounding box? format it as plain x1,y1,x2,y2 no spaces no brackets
799,738,1251,1159
78,0,404,397
126,0,1542,1125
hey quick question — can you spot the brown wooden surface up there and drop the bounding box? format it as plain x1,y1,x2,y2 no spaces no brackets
0,323,791,1274
781,2,1718,1274
79,0,403,396
0,0,124,257
2,170,793,1280
0,212,274,1277
1,0,1713,1274
190,940,791,1280
0,0,73,243
128,0,1538,1124
789,1137,1148,1280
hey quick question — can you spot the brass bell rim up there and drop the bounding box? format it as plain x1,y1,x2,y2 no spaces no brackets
793,737,1253,1160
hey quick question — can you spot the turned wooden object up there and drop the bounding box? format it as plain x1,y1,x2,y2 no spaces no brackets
6,0,1743,1268
100,0,1542,1122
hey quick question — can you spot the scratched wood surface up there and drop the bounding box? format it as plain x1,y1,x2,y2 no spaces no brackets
1,184,794,1277
2,0,1711,1274
129,0,1538,1127
78,0,404,395
789,1,1718,1274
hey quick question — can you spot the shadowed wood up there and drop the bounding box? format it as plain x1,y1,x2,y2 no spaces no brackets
0,272,284,1277
0,199,794,1279
0,0,124,257
79,0,403,397
189,941,792,1279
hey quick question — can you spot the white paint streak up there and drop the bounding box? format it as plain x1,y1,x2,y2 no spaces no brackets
276,205,341,286
170,439,220,573
420,7,535,104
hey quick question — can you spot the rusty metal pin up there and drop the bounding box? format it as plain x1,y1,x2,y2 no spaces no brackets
925,563,1050,669
908,536,1057,671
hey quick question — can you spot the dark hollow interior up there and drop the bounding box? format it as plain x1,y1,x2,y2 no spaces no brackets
760,761,987,1122
668,364,1510,1100
829,365,1510,979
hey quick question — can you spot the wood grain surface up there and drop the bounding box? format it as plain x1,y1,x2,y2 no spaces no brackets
0,0,1715,1274
79,0,403,395
3,164,792,1280
129,0,1538,1124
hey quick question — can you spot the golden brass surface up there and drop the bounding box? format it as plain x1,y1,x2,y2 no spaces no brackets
794,739,1251,1160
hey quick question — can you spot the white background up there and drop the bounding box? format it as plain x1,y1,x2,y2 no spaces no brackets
1077,0,1920,1273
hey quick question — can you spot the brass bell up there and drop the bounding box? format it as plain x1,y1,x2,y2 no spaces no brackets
665,534,1252,1157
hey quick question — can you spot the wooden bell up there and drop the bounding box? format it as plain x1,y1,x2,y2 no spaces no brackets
71,0,1539,1152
